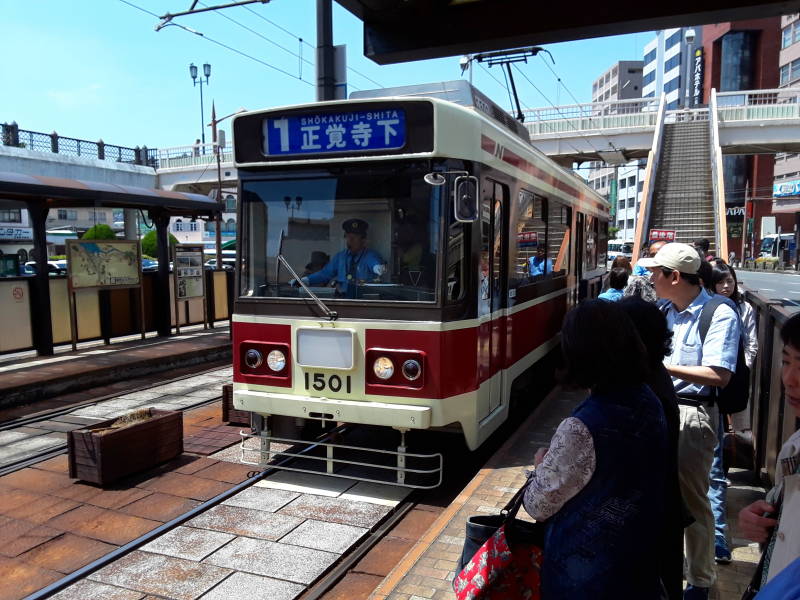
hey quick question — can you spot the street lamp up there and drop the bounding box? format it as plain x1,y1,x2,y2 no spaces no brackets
684,29,696,109
189,62,211,148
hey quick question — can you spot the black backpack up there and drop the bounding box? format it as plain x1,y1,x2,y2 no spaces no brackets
660,296,750,414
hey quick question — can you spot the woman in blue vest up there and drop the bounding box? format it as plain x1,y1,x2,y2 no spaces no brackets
523,299,669,599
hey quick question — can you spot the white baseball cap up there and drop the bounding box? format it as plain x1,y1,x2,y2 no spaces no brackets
638,242,701,274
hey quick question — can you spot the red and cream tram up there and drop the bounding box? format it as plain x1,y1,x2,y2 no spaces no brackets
230,81,608,474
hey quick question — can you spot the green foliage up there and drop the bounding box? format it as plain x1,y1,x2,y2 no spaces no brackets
81,224,117,240
49,255,67,260
141,230,178,257
608,226,620,240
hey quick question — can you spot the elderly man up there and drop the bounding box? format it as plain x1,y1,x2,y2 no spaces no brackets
640,242,741,600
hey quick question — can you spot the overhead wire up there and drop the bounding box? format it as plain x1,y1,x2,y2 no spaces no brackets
117,0,313,86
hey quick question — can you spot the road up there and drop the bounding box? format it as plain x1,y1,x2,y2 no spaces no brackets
737,269,800,309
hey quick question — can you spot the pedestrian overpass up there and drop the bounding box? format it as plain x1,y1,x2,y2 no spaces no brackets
523,88,800,166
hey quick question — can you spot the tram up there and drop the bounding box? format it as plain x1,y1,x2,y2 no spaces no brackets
230,81,608,479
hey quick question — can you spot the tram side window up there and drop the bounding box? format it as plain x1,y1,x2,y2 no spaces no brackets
547,200,570,278
514,190,549,282
585,215,599,271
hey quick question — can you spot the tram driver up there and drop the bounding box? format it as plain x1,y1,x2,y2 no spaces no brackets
292,218,386,298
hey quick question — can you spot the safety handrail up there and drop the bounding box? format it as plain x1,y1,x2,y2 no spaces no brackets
709,89,729,260
631,95,667,261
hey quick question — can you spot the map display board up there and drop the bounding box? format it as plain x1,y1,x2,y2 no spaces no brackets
174,245,205,299
66,240,141,290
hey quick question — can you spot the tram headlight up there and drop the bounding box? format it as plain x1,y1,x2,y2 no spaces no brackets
373,356,394,380
244,349,263,369
266,349,286,372
401,359,422,381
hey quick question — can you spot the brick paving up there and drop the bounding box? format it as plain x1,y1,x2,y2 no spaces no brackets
0,402,248,600
372,387,765,600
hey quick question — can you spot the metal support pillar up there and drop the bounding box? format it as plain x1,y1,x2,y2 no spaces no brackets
150,210,172,337
28,203,54,356
316,0,336,101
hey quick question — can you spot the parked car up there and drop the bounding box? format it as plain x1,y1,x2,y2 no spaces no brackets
25,260,67,275
204,259,235,271
141,258,158,272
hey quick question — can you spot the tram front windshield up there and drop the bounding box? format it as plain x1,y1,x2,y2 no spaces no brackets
240,166,442,302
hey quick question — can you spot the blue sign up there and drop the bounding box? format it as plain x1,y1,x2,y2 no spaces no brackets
263,109,406,156
774,180,800,197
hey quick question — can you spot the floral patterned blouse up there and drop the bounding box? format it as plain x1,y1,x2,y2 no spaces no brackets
523,416,596,521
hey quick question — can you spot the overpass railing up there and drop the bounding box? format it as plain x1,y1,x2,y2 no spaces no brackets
156,142,234,170
522,97,662,136
745,288,800,484
716,87,800,122
1,122,157,167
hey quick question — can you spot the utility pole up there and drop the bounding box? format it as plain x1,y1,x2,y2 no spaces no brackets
316,0,336,101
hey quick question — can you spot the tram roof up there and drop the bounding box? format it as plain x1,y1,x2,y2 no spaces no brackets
0,171,223,217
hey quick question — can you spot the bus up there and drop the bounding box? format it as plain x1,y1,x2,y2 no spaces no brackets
229,81,609,485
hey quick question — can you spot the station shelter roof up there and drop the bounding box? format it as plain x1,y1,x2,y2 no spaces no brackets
0,170,222,216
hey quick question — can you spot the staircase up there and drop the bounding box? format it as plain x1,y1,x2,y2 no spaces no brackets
648,121,717,253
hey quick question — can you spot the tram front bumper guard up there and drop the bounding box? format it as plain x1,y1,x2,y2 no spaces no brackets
233,389,432,429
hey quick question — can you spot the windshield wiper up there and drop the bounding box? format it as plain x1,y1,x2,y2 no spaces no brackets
277,254,338,321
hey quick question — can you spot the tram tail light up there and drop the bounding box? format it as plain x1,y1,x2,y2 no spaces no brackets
239,341,291,379
366,349,425,389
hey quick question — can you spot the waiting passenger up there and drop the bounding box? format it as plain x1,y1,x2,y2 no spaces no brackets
633,240,667,276
529,246,553,278
703,259,758,565
598,267,629,301
292,219,385,298
738,312,800,590
523,299,668,600
611,255,633,273
619,297,684,600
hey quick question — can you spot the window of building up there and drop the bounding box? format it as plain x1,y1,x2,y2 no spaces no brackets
612,65,618,78
644,49,657,65
628,176,636,188
0,209,21,223
794,22,800,44
57,209,67,220
225,194,236,212
627,198,635,209
619,178,627,189
666,100,679,110
174,220,183,232
189,221,198,232
643,71,655,85
645,91,656,98
95,211,106,222
791,58,800,84
638,180,644,192
618,200,625,212
783,25,793,48
665,30,682,49
663,76,681,93
593,81,598,93
618,220,625,229
627,218,634,229
664,54,681,72
611,84,618,96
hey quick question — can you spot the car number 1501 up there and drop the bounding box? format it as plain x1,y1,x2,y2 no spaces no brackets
304,372,352,394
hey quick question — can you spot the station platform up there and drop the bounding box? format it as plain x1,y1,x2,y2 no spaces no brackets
0,323,231,415
369,386,765,600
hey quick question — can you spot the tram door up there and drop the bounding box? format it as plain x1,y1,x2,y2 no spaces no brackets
478,180,507,417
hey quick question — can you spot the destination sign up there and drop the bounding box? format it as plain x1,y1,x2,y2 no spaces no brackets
263,109,406,156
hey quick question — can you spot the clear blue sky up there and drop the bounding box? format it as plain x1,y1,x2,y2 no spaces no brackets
1,0,652,150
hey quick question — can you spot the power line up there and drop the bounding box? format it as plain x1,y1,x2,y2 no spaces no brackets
117,0,314,87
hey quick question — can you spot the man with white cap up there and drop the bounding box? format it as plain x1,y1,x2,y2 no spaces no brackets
640,242,741,600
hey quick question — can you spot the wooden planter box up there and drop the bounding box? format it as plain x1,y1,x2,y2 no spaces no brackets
222,383,251,426
68,409,183,486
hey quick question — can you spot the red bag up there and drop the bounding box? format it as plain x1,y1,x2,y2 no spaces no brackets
453,480,543,600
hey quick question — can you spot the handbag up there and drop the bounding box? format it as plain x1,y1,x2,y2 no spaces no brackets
453,479,544,600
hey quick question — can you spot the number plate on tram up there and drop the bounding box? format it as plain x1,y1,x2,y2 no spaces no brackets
304,372,352,394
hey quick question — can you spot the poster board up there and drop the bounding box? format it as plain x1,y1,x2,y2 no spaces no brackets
65,239,145,350
172,244,207,333
66,240,141,289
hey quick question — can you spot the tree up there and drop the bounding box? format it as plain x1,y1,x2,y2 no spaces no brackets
141,230,178,257
608,226,620,240
82,224,117,240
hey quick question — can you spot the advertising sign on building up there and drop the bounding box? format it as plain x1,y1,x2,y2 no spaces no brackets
692,48,704,107
726,204,745,221
516,231,539,248
773,180,800,197
0,227,33,241
649,229,676,242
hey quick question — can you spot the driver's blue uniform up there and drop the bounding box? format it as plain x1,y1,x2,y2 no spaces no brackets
305,247,384,297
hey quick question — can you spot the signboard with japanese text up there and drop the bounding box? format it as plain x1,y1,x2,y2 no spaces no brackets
0,227,33,241
649,229,676,242
516,231,539,248
263,109,406,156
692,48,704,107
174,245,205,299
